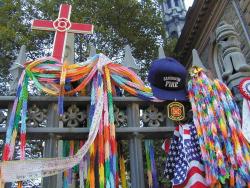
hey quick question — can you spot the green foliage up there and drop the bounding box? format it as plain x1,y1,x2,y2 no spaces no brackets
164,37,178,58
0,0,174,78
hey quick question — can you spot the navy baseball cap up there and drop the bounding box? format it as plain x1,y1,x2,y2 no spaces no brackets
148,57,188,101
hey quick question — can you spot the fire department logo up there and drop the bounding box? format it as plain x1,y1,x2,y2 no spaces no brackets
167,102,185,121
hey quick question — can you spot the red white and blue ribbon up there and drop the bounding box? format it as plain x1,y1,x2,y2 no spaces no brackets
239,78,250,100
239,78,250,143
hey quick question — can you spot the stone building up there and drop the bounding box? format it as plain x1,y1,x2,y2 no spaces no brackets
175,0,250,105
161,0,186,38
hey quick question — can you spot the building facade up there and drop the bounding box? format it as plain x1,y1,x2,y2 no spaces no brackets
162,0,187,38
175,0,250,106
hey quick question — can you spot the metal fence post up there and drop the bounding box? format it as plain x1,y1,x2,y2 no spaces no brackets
127,103,145,188
9,45,26,95
42,103,58,188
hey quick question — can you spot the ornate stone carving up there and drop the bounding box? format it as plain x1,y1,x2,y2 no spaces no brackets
27,105,47,127
216,21,250,79
141,105,164,127
114,105,127,126
62,105,86,127
0,110,6,124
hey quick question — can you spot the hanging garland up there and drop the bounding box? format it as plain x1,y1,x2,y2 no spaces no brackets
0,54,159,185
62,140,86,187
118,143,128,188
79,140,88,188
188,66,250,187
145,140,158,188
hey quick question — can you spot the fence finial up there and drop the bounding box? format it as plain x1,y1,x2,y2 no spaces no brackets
192,49,207,71
158,46,166,59
89,44,96,57
14,45,26,67
9,45,26,95
121,45,139,70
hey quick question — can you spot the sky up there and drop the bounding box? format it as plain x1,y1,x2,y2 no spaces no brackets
185,0,194,8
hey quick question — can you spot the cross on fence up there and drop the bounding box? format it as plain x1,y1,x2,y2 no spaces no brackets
32,4,94,62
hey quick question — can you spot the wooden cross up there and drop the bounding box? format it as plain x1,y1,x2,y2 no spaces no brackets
32,4,94,62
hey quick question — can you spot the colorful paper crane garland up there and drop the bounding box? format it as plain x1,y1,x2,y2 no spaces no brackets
188,66,250,187
145,140,158,188
118,144,128,188
0,54,159,186
6,50,250,187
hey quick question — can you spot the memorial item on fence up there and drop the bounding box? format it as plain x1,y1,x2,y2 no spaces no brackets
148,57,188,101
164,123,207,188
0,3,164,186
188,65,250,187
119,156,127,188
118,144,128,188
239,78,250,100
239,78,250,143
162,138,171,154
167,101,185,121
0,53,161,184
62,140,87,187
31,4,93,62
145,140,158,188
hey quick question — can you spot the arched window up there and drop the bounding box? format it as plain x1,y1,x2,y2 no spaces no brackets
174,0,179,7
170,31,178,38
167,0,171,8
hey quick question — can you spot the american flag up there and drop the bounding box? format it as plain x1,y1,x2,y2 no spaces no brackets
164,124,208,188
162,139,171,154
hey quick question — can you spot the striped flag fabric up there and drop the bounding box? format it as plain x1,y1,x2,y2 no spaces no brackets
161,139,171,154
164,124,208,188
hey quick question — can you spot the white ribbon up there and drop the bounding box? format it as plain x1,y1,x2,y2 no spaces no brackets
97,53,112,74
0,83,104,182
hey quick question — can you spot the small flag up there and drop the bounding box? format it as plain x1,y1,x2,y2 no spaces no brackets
164,124,208,188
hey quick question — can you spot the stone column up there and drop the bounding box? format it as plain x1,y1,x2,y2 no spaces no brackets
171,0,175,7
180,0,186,10
216,21,250,107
